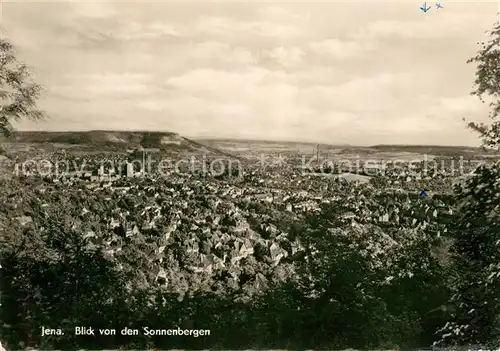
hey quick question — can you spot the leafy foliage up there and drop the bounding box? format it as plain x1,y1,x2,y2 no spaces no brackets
0,171,454,349
434,20,500,348
435,164,500,348
0,37,45,138
465,21,500,149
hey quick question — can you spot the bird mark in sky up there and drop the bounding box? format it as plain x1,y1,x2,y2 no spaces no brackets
419,1,444,13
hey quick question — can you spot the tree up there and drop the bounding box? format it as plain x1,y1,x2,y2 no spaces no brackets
0,36,45,138
436,20,500,348
435,164,500,347
465,21,500,149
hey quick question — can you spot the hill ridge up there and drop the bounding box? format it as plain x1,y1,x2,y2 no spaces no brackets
1,130,240,159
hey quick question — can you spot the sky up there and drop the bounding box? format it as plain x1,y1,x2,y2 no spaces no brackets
1,0,499,146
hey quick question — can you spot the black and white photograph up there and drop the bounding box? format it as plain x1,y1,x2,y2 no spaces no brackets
1,0,499,350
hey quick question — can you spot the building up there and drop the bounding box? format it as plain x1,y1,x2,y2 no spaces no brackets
126,162,134,178
127,147,161,175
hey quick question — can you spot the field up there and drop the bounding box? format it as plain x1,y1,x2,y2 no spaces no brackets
1,131,499,350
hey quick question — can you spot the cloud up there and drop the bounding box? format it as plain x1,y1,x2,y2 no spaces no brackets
49,73,158,101
437,96,485,114
166,68,268,94
299,73,418,114
349,12,496,42
309,39,375,60
4,2,495,146
188,42,255,65
79,73,153,96
67,1,118,19
258,5,309,22
190,14,308,41
268,46,305,67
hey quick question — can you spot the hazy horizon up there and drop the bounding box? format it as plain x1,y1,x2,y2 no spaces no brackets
2,0,498,146
5,129,486,148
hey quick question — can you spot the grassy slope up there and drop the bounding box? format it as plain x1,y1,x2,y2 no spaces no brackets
1,131,237,158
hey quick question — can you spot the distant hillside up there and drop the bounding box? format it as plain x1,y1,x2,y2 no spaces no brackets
195,138,494,158
5,130,178,146
196,138,485,152
4,132,494,160
368,144,495,157
196,138,349,149
1,131,237,158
